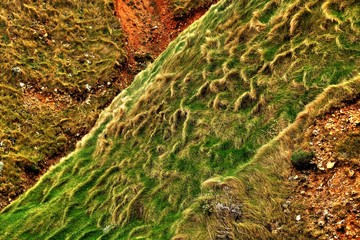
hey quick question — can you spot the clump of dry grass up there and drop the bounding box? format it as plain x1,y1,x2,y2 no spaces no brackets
171,0,217,18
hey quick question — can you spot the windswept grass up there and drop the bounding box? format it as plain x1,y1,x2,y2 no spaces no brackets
0,0,124,206
0,0,359,239
171,0,217,18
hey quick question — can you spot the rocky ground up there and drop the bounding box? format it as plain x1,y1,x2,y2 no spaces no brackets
286,99,360,239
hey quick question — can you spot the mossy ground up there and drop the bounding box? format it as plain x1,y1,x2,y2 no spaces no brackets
0,0,359,239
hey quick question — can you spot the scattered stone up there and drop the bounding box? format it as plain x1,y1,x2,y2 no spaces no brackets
318,165,325,171
326,161,336,169
318,220,325,227
347,169,355,178
282,200,291,209
12,66,22,74
296,215,301,221
284,209,291,214
85,84,92,91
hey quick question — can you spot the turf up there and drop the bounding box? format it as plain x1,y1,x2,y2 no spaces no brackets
0,0,359,239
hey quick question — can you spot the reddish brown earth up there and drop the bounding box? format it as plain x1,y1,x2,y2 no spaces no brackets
286,100,360,239
115,0,216,74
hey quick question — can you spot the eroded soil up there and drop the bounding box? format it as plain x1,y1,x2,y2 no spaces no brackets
285,100,360,239
115,0,215,73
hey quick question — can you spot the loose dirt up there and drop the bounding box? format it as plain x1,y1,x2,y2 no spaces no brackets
115,0,216,73
285,99,360,239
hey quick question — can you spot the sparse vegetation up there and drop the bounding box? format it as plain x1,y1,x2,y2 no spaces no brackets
336,133,360,160
0,0,359,239
0,0,124,207
171,0,216,18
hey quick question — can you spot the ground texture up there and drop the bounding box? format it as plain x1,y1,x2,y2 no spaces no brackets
286,99,360,239
0,0,214,210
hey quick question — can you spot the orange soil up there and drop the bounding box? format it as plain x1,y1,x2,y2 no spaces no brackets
286,100,360,239
115,0,215,72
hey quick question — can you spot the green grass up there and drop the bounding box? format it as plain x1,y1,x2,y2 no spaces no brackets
0,0,360,239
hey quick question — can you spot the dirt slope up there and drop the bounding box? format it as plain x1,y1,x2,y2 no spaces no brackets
115,0,215,73
283,100,360,239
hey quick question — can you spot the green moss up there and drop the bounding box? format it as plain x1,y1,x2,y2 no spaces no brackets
291,150,315,170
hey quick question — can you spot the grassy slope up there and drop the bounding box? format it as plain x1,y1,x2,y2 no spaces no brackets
0,0,124,203
1,0,359,239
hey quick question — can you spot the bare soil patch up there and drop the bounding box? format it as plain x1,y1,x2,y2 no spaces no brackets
285,100,360,239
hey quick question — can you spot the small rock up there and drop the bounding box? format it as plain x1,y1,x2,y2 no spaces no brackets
85,84,91,91
327,161,336,169
19,82,25,88
296,215,301,221
347,169,355,178
318,165,325,171
282,200,291,209
284,209,290,214
12,66,22,74
318,220,325,227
